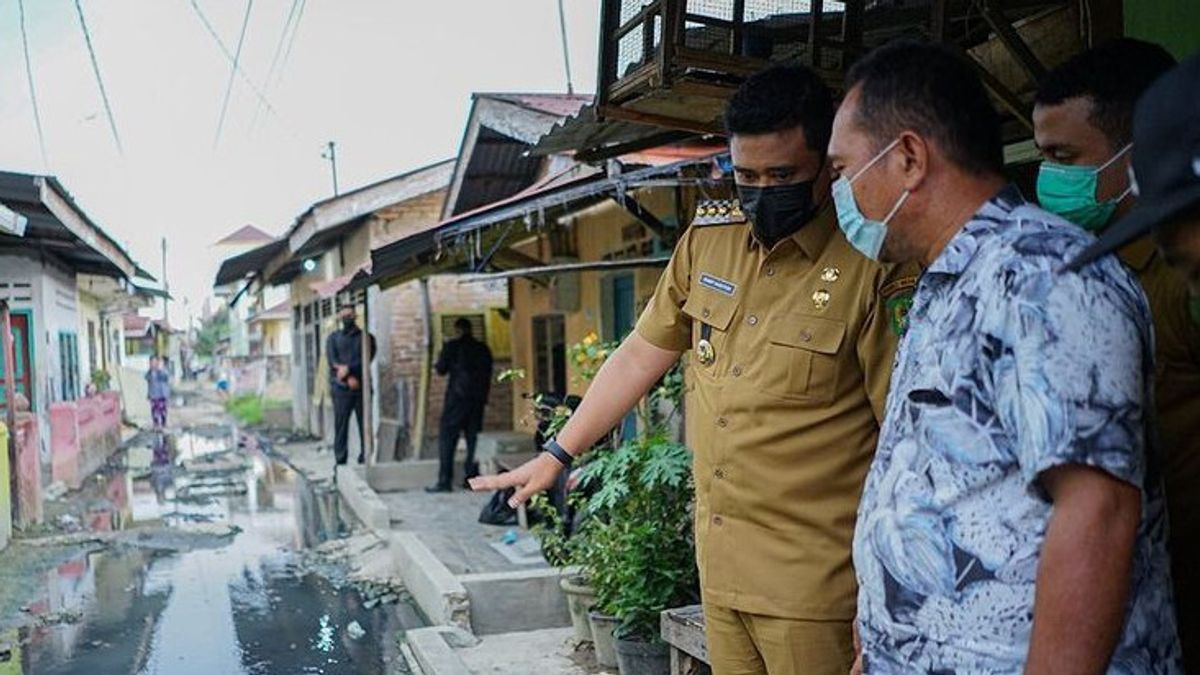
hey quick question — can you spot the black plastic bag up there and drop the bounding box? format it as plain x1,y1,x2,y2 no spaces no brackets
478,488,518,526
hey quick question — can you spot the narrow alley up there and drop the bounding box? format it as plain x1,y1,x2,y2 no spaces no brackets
0,382,424,674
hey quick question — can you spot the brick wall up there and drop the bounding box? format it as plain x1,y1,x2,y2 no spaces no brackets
372,191,511,460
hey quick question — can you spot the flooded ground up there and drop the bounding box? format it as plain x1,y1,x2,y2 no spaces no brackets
0,427,424,674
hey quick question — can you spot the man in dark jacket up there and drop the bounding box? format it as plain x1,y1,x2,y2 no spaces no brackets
428,318,493,492
327,306,376,465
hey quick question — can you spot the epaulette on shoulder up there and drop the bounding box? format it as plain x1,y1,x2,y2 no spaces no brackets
692,199,747,227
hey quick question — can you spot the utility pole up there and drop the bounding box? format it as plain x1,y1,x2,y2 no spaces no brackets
322,141,339,197
161,237,169,323
556,0,574,95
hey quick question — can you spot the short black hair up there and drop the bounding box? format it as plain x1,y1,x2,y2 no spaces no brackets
846,40,1004,176
724,64,834,156
1035,38,1176,146
454,317,473,335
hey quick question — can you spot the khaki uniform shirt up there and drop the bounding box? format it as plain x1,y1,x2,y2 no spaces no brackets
635,201,918,620
1121,236,1200,663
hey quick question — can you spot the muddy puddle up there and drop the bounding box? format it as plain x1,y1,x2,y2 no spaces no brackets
0,428,423,674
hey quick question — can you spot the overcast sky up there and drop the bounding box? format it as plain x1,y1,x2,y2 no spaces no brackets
0,0,599,326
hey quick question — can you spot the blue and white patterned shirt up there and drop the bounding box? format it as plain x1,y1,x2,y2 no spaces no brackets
854,186,1182,673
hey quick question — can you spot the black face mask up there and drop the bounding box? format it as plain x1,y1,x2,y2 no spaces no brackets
737,181,817,249
342,318,356,331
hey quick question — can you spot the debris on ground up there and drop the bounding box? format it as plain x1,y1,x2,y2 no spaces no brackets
346,620,366,640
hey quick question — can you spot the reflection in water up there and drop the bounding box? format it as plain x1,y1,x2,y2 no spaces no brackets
15,429,421,674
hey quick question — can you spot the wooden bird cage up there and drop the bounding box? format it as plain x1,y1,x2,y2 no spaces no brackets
594,0,1123,141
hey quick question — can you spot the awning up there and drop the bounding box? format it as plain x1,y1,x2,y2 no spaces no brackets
214,239,288,287
351,152,723,292
532,103,699,161
460,255,671,282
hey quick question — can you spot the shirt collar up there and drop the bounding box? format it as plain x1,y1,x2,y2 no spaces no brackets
925,184,1025,277
1117,233,1158,273
747,200,837,260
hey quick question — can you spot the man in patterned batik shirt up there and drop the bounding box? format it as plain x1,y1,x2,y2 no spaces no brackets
828,41,1182,673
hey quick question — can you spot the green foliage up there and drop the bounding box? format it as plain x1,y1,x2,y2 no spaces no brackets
575,430,698,642
90,369,111,391
194,308,230,358
225,393,263,426
496,367,526,384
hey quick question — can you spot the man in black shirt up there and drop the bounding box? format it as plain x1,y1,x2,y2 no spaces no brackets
428,318,494,492
326,306,376,465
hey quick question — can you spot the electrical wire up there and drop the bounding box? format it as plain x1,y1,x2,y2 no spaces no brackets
249,0,301,130
213,0,254,148
186,0,296,141
16,0,49,168
277,0,307,85
73,0,124,156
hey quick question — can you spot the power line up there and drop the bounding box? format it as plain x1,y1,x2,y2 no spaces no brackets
186,0,293,140
277,0,308,85
73,0,124,156
213,0,254,148
249,0,301,131
16,0,48,168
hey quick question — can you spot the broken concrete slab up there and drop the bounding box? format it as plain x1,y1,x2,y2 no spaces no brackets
390,531,470,631
407,626,473,675
336,465,390,534
459,567,571,636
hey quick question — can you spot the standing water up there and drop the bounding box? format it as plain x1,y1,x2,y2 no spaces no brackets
5,427,424,674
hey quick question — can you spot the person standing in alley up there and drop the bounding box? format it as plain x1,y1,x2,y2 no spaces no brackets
471,64,919,673
146,355,171,429
428,317,493,492
327,306,376,466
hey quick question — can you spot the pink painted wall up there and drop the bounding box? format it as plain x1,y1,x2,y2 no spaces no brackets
14,413,42,527
50,391,121,490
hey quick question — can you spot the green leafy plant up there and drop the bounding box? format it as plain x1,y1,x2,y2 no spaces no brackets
90,369,111,392
575,430,698,642
225,393,263,426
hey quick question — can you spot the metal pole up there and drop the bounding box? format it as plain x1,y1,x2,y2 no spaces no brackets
161,236,169,329
1,300,21,526
556,0,574,95
324,141,339,197
361,294,374,465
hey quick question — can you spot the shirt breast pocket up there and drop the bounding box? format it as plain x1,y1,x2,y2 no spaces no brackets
682,292,737,380
766,314,846,403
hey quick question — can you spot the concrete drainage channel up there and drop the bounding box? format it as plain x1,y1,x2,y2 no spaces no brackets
336,463,574,674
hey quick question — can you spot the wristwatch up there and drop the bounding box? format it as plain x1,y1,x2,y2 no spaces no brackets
542,438,575,469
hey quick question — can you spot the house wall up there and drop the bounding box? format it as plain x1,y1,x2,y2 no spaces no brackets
507,188,682,434
368,188,512,461
76,290,103,390
0,253,83,469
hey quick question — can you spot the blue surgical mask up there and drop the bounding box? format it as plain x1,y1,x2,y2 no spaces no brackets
832,138,910,261
1036,144,1133,232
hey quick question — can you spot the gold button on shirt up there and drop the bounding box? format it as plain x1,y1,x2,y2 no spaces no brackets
635,202,918,620
1120,236,1200,670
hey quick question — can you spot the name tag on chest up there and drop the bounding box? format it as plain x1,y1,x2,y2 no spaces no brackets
698,273,737,297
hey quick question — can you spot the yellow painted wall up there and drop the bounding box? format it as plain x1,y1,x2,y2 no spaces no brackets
507,187,685,431
0,422,10,549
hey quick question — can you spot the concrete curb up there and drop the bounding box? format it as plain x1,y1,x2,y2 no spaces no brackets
391,531,471,631
406,627,474,675
458,567,571,636
336,465,390,534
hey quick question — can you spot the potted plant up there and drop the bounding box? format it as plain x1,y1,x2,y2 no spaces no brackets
529,493,597,644
576,429,697,675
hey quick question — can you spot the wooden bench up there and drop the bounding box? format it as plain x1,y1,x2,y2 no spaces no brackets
661,605,713,675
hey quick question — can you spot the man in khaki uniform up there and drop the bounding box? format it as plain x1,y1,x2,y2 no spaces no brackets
472,65,917,674
1035,40,1200,671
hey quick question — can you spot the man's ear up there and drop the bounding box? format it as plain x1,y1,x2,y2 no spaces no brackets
896,130,929,193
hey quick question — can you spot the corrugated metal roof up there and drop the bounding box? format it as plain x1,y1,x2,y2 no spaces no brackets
213,239,287,287
479,93,593,119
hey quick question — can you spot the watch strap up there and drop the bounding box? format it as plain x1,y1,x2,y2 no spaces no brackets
542,438,575,468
